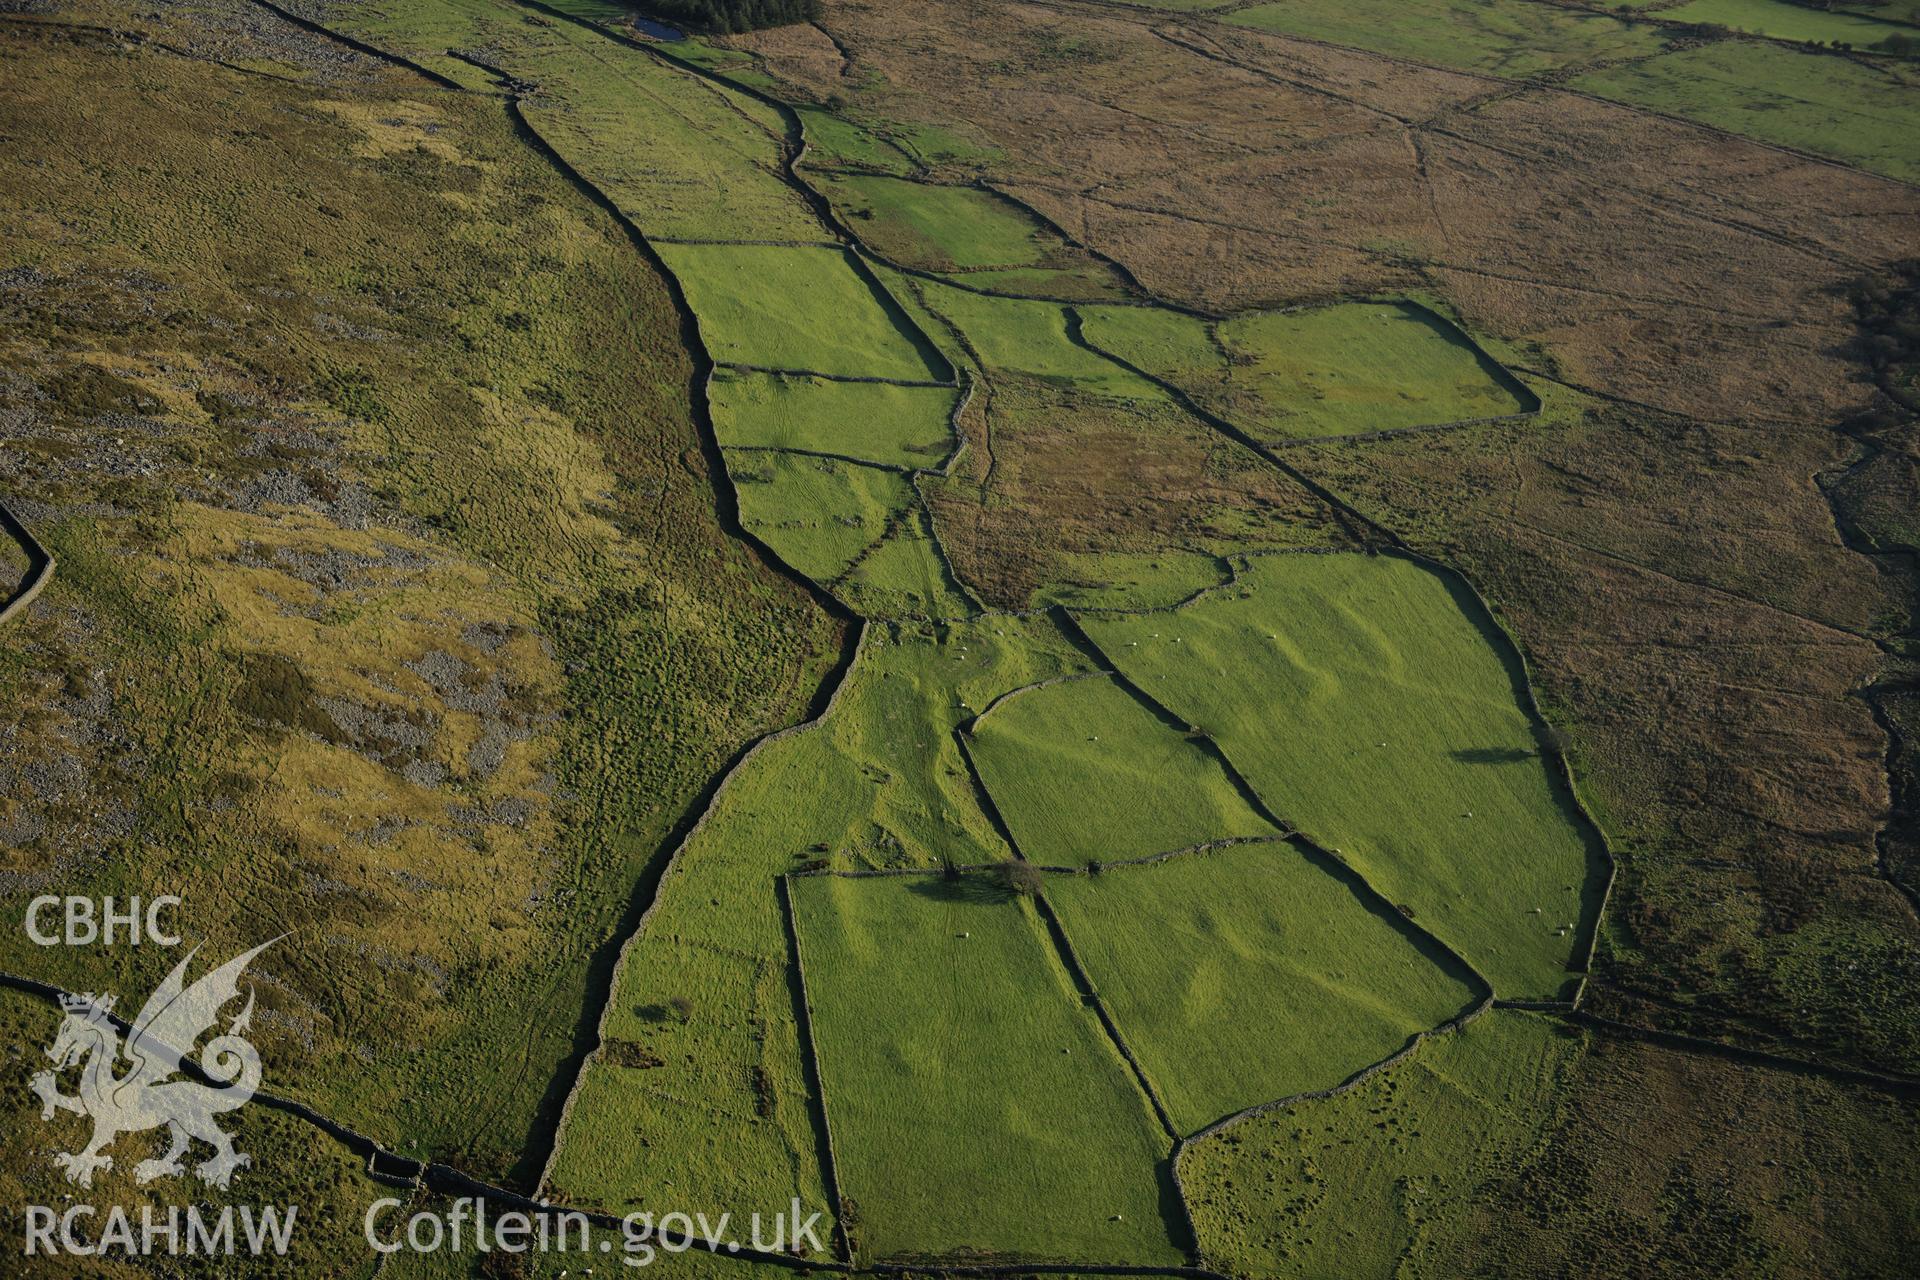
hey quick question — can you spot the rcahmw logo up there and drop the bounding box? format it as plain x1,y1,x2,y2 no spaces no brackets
21,937,299,1259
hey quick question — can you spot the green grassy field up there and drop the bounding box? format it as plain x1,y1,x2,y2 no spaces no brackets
789,872,1183,1263
796,108,1002,174
1047,843,1483,1131
814,174,1049,269
1181,1010,1578,1278
1223,0,1664,78
869,118,1008,172
1663,0,1917,46
729,450,916,583
914,282,1159,397
1081,302,1535,442
798,107,921,174
1075,305,1219,388
809,174,1129,297
1575,40,1920,181
968,673,1279,865
660,243,948,381
1081,554,1601,1000
709,369,957,468
727,452,970,617
545,616,1094,1218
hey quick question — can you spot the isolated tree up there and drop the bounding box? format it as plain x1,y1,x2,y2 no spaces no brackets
999,861,1046,896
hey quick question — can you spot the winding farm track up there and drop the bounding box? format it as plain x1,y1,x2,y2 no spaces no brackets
8,0,1915,1270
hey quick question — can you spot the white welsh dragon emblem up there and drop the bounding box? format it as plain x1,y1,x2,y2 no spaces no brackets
29,939,278,1190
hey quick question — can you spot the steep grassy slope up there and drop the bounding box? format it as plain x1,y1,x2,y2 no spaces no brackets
0,5,833,1183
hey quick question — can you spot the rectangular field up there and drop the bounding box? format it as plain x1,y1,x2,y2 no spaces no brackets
545,617,1091,1220
789,873,1184,1263
1046,843,1483,1131
709,370,957,469
1662,0,1917,46
1030,548,1231,612
814,173,1049,270
659,243,949,381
